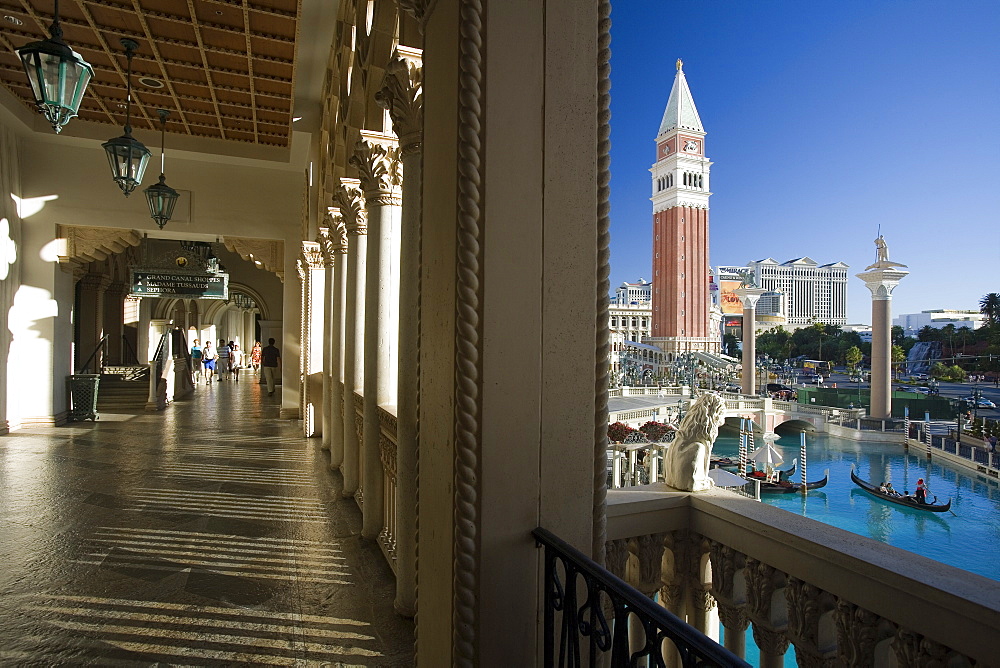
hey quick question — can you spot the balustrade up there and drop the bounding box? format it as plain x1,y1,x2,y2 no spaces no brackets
604,487,998,666
377,405,398,571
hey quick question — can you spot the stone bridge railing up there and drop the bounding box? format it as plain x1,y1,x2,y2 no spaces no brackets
606,486,998,666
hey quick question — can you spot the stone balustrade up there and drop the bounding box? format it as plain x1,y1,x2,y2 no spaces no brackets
377,404,398,571
606,485,999,666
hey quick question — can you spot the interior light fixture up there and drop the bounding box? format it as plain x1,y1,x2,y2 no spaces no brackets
144,109,179,229
101,38,150,197
16,0,94,133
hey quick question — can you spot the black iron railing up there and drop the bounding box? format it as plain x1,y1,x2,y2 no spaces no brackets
532,527,749,668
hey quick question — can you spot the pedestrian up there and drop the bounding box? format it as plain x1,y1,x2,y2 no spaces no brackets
229,341,242,382
190,339,203,382
251,341,262,373
217,339,232,379
202,341,216,383
915,478,928,504
989,435,997,453
261,337,281,396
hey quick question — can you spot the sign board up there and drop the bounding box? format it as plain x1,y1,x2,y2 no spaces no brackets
719,280,744,315
131,270,229,300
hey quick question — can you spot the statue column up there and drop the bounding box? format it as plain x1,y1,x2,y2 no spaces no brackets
77,274,111,372
298,242,326,437
857,264,908,419
102,282,127,365
335,181,366,498
350,136,402,539
377,47,422,617
735,287,765,395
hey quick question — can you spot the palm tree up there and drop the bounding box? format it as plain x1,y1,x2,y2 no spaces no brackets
981,293,1000,326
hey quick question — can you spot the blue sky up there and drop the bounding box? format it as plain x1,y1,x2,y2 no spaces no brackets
609,0,1000,325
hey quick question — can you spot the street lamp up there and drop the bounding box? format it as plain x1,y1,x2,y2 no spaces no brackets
16,0,94,133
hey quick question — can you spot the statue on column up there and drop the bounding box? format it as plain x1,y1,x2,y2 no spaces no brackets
663,393,727,492
738,269,759,289
865,234,908,270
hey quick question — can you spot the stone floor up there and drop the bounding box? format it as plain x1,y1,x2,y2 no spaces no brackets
0,372,414,666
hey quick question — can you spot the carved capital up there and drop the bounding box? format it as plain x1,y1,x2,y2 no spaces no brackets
324,207,349,254
745,557,787,624
628,533,666,597
317,228,335,267
605,538,628,580
349,140,400,199
397,0,437,28
300,241,323,272
709,541,747,606
334,183,367,235
376,50,423,152
752,625,790,658
717,602,749,632
659,583,682,609
835,598,890,666
786,577,837,666
891,628,959,667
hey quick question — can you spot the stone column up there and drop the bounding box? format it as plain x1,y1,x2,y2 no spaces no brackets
298,242,326,437
735,287,765,396
350,135,402,540
77,273,110,372
857,266,908,419
318,227,335,451
377,46,423,617
102,282,127,365
335,180,366,498
325,213,349,470
745,558,790,668
709,542,749,659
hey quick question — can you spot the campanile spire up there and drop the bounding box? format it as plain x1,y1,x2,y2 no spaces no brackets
648,61,717,357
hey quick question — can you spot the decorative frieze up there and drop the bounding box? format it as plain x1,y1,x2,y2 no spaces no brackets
56,225,142,273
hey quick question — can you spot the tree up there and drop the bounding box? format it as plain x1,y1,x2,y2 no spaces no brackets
891,345,906,379
845,346,863,371
723,333,740,358
980,293,1000,326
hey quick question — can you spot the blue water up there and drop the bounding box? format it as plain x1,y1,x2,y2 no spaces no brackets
713,432,1000,582
712,431,1000,665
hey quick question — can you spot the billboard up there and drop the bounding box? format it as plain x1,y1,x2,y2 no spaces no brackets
719,280,744,315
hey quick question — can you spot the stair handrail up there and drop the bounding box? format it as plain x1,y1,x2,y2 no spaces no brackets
77,334,109,374
121,334,138,365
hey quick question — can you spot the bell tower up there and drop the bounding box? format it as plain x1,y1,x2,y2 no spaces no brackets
648,60,718,357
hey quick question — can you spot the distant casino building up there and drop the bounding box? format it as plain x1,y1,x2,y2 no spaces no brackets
609,280,658,381
715,257,849,332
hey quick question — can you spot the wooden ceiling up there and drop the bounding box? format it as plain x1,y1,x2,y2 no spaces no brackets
0,0,301,147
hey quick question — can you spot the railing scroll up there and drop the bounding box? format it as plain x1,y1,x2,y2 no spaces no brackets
532,526,750,668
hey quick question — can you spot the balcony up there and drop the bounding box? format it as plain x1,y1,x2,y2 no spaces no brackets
600,485,999,665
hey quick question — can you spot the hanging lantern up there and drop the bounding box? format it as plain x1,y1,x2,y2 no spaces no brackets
144,109,179,229
101,38,150,197
17,0,94,133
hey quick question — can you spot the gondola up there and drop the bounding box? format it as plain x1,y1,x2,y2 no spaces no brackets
850,466,952,513
744,469,828,494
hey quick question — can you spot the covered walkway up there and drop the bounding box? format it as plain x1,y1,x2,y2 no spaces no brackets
0,378,413,665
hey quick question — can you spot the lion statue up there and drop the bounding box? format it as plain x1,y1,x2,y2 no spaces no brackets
663,393,727,492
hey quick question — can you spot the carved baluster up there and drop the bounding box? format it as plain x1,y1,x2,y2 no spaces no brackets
834,598,894,667
786,577,837,666
628,533,666,664
891,627,970,667
745,558,790,668
709,541,749,659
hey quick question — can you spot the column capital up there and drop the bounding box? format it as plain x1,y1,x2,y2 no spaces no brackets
734,286,767,309
317,228,336,268
856,267,909,300
300,241,324,272
349,138,401,205
397,0,437,29
376,49,423,154
104,281,129,296
334,180,367,235
323,207,350,253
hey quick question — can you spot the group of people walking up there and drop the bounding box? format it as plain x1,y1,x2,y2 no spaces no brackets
189,338,281,396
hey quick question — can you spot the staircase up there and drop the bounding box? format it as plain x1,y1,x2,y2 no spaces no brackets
98,366,150,411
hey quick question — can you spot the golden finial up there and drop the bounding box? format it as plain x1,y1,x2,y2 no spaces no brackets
676,58,683,71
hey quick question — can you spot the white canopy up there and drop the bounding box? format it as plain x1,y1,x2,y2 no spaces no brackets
708,468,747,487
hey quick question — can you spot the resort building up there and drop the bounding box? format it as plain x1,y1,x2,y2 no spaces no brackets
0,2,992,666
894,309,985,335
